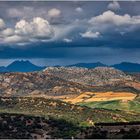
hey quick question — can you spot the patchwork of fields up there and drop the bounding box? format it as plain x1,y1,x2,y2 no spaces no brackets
63,91,136,103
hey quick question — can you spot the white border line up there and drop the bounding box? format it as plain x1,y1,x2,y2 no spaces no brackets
0,0,139,1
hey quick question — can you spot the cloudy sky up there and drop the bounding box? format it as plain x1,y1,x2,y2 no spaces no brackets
0,1,140,66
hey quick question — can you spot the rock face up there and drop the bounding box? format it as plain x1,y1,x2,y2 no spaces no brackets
44,67,133,86
0,72,91,97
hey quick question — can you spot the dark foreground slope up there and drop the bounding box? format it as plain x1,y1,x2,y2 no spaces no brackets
0,113,78,139
0,113,140,139
78,122,140,139
0,97,140,139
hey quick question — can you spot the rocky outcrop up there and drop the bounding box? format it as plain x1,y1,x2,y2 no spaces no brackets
0,72,91,97
0,66,138,97
44,67,133,86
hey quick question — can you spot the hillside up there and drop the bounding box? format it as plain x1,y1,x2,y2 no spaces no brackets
0,67,139,97
0,67,139,138
78,99,140,113
0,113,140,139
0,97,140,124
0,97,139,139
44,67,134,86
0,113,79,139
63,91,137,104
0,72,91,97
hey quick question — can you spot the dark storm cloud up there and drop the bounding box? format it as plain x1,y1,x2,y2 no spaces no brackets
0,1,140,65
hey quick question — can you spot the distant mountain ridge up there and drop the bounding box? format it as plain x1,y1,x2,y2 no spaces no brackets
66,62,140,72
111,62,140,72
0,60,45,72
67,62,107,68
0,61,140,72
0,66,9,72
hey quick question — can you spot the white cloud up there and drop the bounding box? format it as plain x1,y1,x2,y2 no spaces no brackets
108,1,120,11
87,10,140,37
80,31,100,39
15,19,33,36
0,19,5,30
15,17,54,39
3,35,27,44
89,10,140,26
0,17,54,45
1,28,14,37
63,38,72,43
75,7,83,13
48,8,61,18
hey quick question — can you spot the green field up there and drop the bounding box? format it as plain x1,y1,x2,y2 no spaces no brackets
78,99,140,113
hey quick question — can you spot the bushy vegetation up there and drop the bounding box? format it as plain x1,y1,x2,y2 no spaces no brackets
0,113,80,139
0,97,140,126
0,112,140,139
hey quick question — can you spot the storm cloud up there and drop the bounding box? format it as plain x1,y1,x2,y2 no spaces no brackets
0,1,140,66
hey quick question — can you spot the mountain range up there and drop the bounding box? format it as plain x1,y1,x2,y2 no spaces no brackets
0,70,91,97
44,67,133,86
0,60,45,72
68,62,140,72
111,62,140,72
0,66,139,97
0,60,140,72
67,62,107,68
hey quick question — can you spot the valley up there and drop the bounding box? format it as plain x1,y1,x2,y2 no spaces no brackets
0,66,140,138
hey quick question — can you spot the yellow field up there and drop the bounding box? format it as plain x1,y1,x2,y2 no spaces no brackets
63,91,137,104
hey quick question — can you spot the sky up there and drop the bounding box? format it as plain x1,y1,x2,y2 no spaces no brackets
0,1,140,66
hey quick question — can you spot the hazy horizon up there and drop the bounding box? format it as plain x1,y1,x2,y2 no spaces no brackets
0,58,140,67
